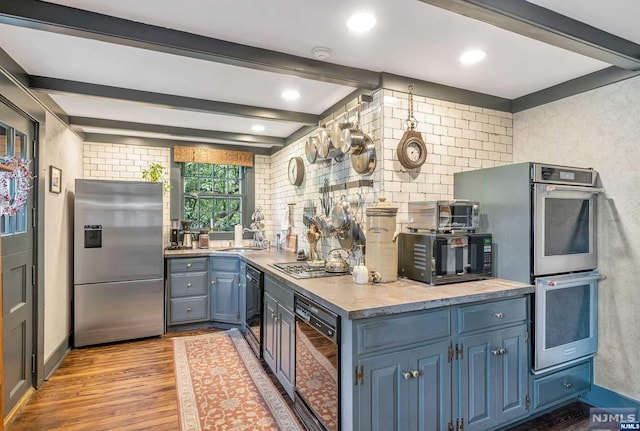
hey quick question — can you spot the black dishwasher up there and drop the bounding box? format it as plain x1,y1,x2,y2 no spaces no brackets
294,294,340,431
244,264,263,358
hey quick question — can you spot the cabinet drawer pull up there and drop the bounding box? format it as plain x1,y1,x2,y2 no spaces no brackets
187,283,192,288
187,263,192,268
563,382,572,389
493,312,504,318
187,307,192,312
403,372,412,380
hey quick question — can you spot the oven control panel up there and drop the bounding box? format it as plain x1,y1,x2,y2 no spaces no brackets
294,295,339,342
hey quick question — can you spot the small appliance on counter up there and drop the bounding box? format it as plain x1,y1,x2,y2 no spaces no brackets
170,219,180,246
181,219,194,249
407,200,479,233
398,232,493,285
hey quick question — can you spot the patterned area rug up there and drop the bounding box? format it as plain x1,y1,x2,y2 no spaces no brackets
172,329,303,431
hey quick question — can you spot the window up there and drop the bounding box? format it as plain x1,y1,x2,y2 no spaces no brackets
1,125,28,236
183,163,245,231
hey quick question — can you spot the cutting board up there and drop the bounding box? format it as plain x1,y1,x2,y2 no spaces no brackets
286,231,298,252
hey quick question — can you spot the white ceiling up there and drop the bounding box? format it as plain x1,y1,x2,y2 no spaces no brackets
0,0,634,149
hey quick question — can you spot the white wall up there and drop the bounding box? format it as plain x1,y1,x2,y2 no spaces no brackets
513,75,640,401
43,111,83,362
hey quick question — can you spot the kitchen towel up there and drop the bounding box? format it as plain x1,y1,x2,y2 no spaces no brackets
234,224,243,247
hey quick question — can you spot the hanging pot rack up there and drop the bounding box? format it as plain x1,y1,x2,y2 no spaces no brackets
319,94,373,128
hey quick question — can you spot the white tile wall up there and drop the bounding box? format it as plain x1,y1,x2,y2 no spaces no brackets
83,142,172,244
382,89,513,225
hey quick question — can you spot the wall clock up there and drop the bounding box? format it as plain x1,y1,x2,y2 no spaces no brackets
397,131,427,169
288,156,304,186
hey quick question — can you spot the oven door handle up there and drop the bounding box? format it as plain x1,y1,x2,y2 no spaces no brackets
540,184,604,194
540,273,604,287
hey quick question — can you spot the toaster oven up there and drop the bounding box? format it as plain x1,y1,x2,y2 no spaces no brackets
398,232,492,285
407,200,479,232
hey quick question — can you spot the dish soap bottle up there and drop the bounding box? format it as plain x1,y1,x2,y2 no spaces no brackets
353,245,369,284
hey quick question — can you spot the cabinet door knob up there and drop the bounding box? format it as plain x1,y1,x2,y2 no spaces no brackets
403,372,412,380
187,263,192,268
211,280,216,285
493,312,504,318
412,370,421,378
491,348,506,356
187,307,192,312
563,382,572,389
187,283,192,288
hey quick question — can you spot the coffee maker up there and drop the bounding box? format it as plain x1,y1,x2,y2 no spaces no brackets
170,219,180,247
181,220,193,248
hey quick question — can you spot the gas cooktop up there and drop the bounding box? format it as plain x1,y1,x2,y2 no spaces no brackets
270,262,348,279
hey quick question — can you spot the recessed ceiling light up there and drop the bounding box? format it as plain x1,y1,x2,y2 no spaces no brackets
251,125,265,132
281,90,300,101
347,12,376,33
460,49,486,65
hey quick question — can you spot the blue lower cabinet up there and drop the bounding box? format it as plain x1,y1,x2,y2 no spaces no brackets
209,257,240,323
357,340,452,431
458,324,529,430
352,296,533,431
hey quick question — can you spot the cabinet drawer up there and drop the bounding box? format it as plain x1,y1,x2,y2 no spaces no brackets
264,275,294,311
170,297,208,323
532,360,592,411
170,257,207,273
170,272,207,297
356,309,450,356
210,256,239,272
458,297,527,333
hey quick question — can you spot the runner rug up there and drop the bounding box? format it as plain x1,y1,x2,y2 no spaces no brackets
172,329,303,431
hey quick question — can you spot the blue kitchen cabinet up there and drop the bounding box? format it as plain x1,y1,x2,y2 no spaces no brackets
209,256,240,323
166,257,209,327
457,325,528,430
357,340,452,431
263,275,295,399
351,296,530,431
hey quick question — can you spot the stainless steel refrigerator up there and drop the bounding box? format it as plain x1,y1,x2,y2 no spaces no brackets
74,179,164,347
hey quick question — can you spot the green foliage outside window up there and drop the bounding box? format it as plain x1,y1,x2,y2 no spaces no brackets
183,162,243,231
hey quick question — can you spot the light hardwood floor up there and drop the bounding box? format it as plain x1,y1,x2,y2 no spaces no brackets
5,332,201,431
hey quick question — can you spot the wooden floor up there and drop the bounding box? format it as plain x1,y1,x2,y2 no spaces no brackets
5,331,211,431
7,331,591,431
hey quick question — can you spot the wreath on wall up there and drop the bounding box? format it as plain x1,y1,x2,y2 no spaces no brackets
0,156,33,216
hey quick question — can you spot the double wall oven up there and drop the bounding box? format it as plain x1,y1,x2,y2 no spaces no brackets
455,162,604,372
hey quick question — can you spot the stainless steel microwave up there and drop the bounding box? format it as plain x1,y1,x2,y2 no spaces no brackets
398,232,492,285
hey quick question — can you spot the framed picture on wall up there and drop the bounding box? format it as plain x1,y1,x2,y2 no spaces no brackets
50,165,62,194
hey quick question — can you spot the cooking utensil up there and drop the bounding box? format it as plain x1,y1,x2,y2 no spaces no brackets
285,203,298,252
316,128,330,158
325,249,350,273
344,105,366,155
351,135,376,175
331,120,354,154
337,225,354,250
331,195,351,231
305,137,319,164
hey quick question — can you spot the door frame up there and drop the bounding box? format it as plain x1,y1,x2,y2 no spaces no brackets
0,71,49,391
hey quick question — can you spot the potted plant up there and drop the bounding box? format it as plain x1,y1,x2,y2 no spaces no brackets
141,162,172,193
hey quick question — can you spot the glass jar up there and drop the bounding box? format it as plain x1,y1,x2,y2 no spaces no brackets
198,230,210,249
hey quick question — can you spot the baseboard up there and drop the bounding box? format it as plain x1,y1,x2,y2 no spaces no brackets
44,336,70,380
3,387,34,428
581,385,640,410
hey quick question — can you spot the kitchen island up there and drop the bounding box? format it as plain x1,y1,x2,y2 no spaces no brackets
165,247,548,431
